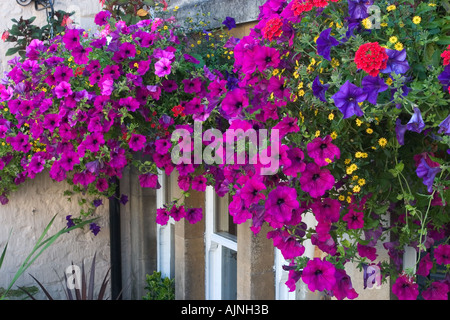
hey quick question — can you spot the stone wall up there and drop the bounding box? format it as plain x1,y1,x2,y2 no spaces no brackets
0,171,110,300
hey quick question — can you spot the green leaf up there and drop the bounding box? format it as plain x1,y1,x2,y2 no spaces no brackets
5,47,21,56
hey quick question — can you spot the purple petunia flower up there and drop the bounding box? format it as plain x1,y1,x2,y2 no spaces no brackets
392,274,418,300
380,49,410,75
422,281,449,300
332,269,359,300
307,135,340,167
395,118,408,145
438,114,450,135
138,173,160,189
62,29,80,50
438,65,450,92
347,0,373,20
240,178,266,204
191,175,207,192
299,162,335,198
407,107,425,133
66,215,75,228
331,81,367,119
94,10,111,26
221,88,248,118
316,28,339,61
265,186,299,228
312,76,329,102
222,16,236,30
416,158,441,193
55,81,73,98
185,207,203,224
128,133,146,151
254,45,280,72
361,75,388,105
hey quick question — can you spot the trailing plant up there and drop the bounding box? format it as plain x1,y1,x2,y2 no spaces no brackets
142,271,175,300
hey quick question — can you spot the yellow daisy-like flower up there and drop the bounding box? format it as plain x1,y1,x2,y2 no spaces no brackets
298,89,305,97
328,113,334,121
346,167,354,175
389,36,398,44
387,5,396,11
394,42,404,50
338,195,345,201
330,131,337,140
315,130,321,137
428,3,436,7
385,77,393,86
378,137,388,147
356,118,363,126
413,16,421,24
355,151,363,158
350,163,358,171
380,22,388,27
331,58,340,68
346,196,352,204
361,152,368,158
353,185,361,193
344,158,351,165
361,18,372,29
366,128,373,134
358,178,366,186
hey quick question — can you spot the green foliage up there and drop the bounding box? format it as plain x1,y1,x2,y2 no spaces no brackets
2,10,75,60
142,271,175,300
102,0,157,25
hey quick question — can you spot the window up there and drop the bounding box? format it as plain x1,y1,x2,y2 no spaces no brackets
156,171,175,278
205,186,237,300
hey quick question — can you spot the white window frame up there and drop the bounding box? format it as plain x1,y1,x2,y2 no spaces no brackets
156,171,175,279
205,186,238,300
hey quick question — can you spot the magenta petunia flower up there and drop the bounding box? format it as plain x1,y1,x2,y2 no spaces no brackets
154,58,172,77
240,178,266,204
58,151,80,172
272,116,299,138
229,195,253,224
6,132,30,153
302,258,336,292
83,132,105,153
183,78,203,94
342,206,364,229
254,45,280,72
156,208,170,225
307,135,341,167
265,186,299,228
62,29,81,50
332,269,359,300
53,65,74,83
299,162,335,198
129,133,146,151
139,173,160,188
422,281,449,300
154,138,172,154
392,274,419,300
185,207,203,224
357,243,378,261
94,10,111,26
191,175,207,192
96,178,109,192
416,253,433,277
221,88,248,118
267,229,305,260
42,113,61,134
71,45,92,65
27,154,45,177
55,81,73,98
283,147,306,177
310,197,341,223
434,244,450,265
169,204,186,222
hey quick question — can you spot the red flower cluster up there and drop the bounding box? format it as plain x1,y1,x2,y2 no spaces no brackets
262,16,283,42
354,42,389,77
291,0,339,16
441,45,450,66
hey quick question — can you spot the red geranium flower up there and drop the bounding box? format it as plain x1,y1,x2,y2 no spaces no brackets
262,16,283,42
354,42,389,77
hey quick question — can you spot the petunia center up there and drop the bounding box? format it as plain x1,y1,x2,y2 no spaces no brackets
320,143,327,150
312,173,320,181
277,198,285,205
315,269,323,276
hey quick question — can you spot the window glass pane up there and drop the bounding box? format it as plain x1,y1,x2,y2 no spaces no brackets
215,194,237,238
221,246,237,300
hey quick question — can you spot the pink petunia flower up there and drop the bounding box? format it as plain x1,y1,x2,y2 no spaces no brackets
302,257,336,292
299,162,335,198
392,274,418,300
154,58,172,77
307,135,341,166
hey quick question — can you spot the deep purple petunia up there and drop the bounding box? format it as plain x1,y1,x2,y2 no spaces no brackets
302,258,336,292
438,65,450,92
299,162,335,198
380,49,410,75
191,175,207,192
71,45,92,65
416,158,441,193
312,76,329,102
307,135,341,167
282,147,305,176
222,16,236,30
342,206,364,229
347,0,373,20
438,114,450,135
357,243,378,261
417,253,433,277
395,118,408,145
310,197,341,223
407,107,425,133
422,281,449,300
221,88,248,118
361,75,388,105
6,132,30,153
434,244,450,265
316,28,339,61
267,229,305,260
332,269,359,300
331,81,367,119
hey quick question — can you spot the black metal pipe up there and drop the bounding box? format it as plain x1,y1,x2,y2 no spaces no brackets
109,180,122,300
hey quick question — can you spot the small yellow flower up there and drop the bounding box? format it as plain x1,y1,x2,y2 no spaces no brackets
272,69,280,76
366,128,373,134
338,195,345,201
350,163,358,171
344,158,352,165
380,22,388,27
346,196,352,204
378,137,388,147
331,58,340,68
330,131,337,140
346,167,354,175
4,108,8,112
387,5,396,11
298,81,304,89
358,178,366,186
328,113,334,121
413,16,421,24
356,118,363,126
385,77,393,86
136,50,141,55
163,26,168,30
389,36,398,44
133,62,139,68
395,42,404,50
325,158,332,164
298,89,305,97
362,18,372,29
428,3,436,6
315,130,321,137
353,185,361,193
361,152,368,158
355,151,363,158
